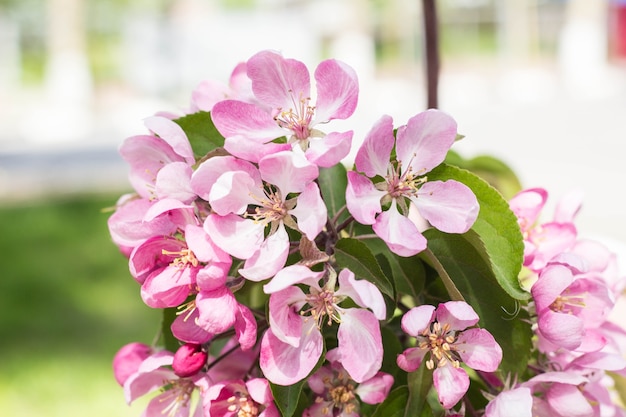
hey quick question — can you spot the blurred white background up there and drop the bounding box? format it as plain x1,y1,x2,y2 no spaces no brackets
0,0,625,245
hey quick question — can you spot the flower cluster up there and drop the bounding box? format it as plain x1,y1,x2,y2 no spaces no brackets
108,50,626,416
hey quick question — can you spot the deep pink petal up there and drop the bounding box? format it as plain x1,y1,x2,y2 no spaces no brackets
484,387,533,417
247,50,311,110
337,308,383,383
171,309,213,344
413,180,479,233
195,287,237,334
259,321,323,386
203,214,264,260
234,304,258,351
141,267,193,308
396,346,428,372
372,200,427,256
263,264,325,294
239,225,289,281
313,58,358,123
129,235,185,284
336,268,386,320
395,109,457,175
354,115,395,177
305,130,353,168
456,328,503,372
211,99,285,141
290,182,327,241
345,171,385,225
259,150,319,194
113,342,153,386
355,372,394,404
433,365,469,409
436,301,479,331
401,305,436,336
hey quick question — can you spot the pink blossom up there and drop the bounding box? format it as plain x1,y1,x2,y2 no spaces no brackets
173,343,209,378
211,50,358,166
346,111,479,257
203,378,279,417
112,342,153,386
189,62,255,112
396,301,502,409
304,348,393,417
259,266,386,385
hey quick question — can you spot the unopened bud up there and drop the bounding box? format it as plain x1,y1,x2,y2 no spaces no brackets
172,343,208,377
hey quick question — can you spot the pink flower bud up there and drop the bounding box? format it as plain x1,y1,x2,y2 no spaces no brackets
112,342,152,386
172,343,208,377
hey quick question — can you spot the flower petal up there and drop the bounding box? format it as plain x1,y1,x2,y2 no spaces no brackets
345,171,385,225
545,383,594,417
337,308,383,382
336,268,386,320
263,264,325,294
485,387,533,417
436,301,479,331
433,365,469,409
203,214,264,260
191,155,261,202
305,130,353,168
313,58,358,123
259,150,319,194
396,346,428,372
372,200,427,257
239,225,289,282
144,115,194,164
401,305,436,336
211,99,285,142
195,286,237,334
456,328,503,372
354,114,395,178
290,182,327,241
355,372,394,405
413,180,479,234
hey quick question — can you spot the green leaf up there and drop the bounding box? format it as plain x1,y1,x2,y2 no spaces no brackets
161,307,180,352
404,360,434,417
427,164,527,300
372,386,409,417
270,380,307,417
334,238,394,298
173,111,225,159
318,163,349,224
382,252,425,300
424,229,533,377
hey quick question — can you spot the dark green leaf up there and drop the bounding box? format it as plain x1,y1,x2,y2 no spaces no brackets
424,229,533,376
173,111,225,159
161,307,180,352
427,164,527,300
372,386,409,417
334,238,394,298
382,252,425,300
270,379,308,417
318,163,349,224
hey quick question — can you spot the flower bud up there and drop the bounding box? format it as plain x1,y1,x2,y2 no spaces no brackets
172,343,208,377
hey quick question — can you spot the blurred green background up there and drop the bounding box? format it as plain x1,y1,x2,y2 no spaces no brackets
0,193,159,416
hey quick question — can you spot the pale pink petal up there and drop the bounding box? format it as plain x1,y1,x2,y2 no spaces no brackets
372,200,427,256
246,378,273,407
565,278,613,326
290,182,327,241
239,225,290,281
523,371,588,388
532,264,575,312
263,264,325,294
155,162,196,203
203,214,264,260
433,365,469,409
396,346,428,372
142,198,195,223
247,50,311,110
527,222,578,271
337,308,383,383
189,79,229,112
234,304,258,351
354,115,395,177
355,372,394,404
571,239,613,273
538,310,584,350
191,155,261,202
259,151,319,195
141,268,193,308
137,350,175,372
224,135,292,164
509,188,548,229
395,109,457,175
185,224,231,266
569,351,626,372
195,287,238,334
209,170,257,216
259,320,323,386
456,328,502,372
413,180,479,234
436,301,480,331
545,383,594,417
267,286,307,347
145,389,192,417
211,100,285,142
345,171,386,225
574,328,607,353
305,130,353,168
554,188,584,223
123,368,177,404
401,305,436,336
485,387,533,417
313,58,358,123
144,115,195,164
336,268,386,320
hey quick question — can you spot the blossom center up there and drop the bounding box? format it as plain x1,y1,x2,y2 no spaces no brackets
274,93,315,141
226,393,260,417
382,163,428,200
419,321,461,370
247,187,287,226
550,293,586,313
303,288,342,328
161,378,196,417
162,248,199,269
317,371,359,415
